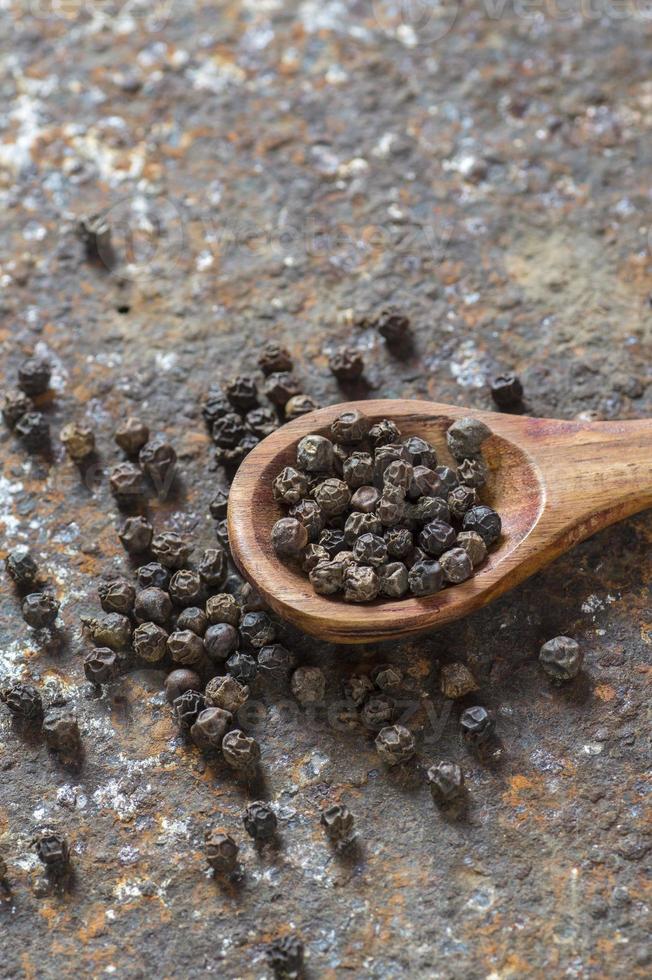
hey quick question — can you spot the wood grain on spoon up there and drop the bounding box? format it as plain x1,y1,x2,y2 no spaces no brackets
228,400,652,644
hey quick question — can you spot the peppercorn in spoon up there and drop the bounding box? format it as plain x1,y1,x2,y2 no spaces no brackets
228,399,652,643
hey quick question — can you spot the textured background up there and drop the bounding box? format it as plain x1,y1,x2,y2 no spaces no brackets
0,2,651,977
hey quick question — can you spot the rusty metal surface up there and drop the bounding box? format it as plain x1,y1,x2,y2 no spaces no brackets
1,2,651,977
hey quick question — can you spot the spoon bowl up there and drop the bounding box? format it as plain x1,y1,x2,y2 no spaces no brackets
228,400,652,643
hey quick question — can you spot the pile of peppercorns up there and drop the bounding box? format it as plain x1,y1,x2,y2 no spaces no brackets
2,353,53,452
271,411,502,602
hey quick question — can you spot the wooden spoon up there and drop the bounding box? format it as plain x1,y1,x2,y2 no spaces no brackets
228,399,652,644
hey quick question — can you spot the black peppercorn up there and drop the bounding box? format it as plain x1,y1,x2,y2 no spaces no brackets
377,487,406,527
5,548,39,589
98,578,135,615
462,505,501,546
434,465,459,494
331,409,370,444
439,547,473,584
204,623,239,663
137,562,171,591
33,830,69,875
226,374,259,411
202,388,231,427
222,729,260,771
410,496,450,526
408,465,443,500
291,666,326,705
60,421,95,461
266,935,304,979
272,517,309,559
84,648,119,684
246,405,278,437
176,606,208,636
173,689,205,731
273,467,310,506
288,499,324,542
168,629,205,668
214,519,230,551
343,452,374,489
350,485,380,513
302,544,330,573
2,389,32,428
296,434,334,473
133,622,168,662
378,562,409,598
329,346,364,381
240,610,276,649
456,531,487,568
344,674,374,706
118,516,153,555
440,662,478,699
226,651,258,685
134,587,172,625
320,803,355,844
375,306,410,345
0,681,43,720
42,707,82,759
18,356,51,396
491,373,523,408
457,456,488,489
205,674,249,713
205,593,241,627
373,443,410,485
150,531,192,569
15,411,50,451
353,533,388,567
375,724,415,765
369,419,401,447
427,761,465,806
209,487,230,519
448,485,478,520
539,636,583,682
344,511,382,544
316,529,345,557
205,829,239,874
257,644,295,683
212,412,246,449
109,462,144,507
139,436,177,491
313,478,351,517
243,801,277,841
284,392,320,417
165,668,202,703
114,417,149,455
383,459,413,494
191,707,233,752
402,435,437,469
460,705,494,746
344,564,379,603
82,612,131,650
169,569,203,607
22,592,59,629
264,372,302,407
360,694,394,730
384,526,413,560
419,520,457,557
258,342,293,376
407,560,443,596
447,417,491,461
77,212,113,262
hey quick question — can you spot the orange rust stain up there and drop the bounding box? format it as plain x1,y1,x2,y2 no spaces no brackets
78,906,107,943
594,683,616,702
20,954,37,980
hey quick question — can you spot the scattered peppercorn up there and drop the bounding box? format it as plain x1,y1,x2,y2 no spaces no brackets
98,578,135,616
427,761,465,806
169,569,203,607
133,622,168,662
176,606,208,636
209,487,230,519
460,705,495,746
375,724,415,766
0,681,43,720
82,612,131,650
60,421,95,462
491,373,523,409
372,664,403,693
225,651,258,685
285,393,319,419
203,388,231,428
258,342,293,376
114,417,149,455
212,412,246,449
5,548,38,589
539,636,583,682
222,729,260,771
360,694,395,731
440,663,478,699
204,623,239,663
257,644,295,684
240,611,276,649
214,519,230,551
291,666,326,706
22,592,59,629
329,346,364,381
264,372,302,407
2,389,32,428
375,306,410,345
205,829,239,875
139,436,177,492
137,562,171,591
15,411,50,451
134,587,172,625
266,935,304,979
246,405,279,437
109,462,144,507
150,531,192,569
173,690,205,731
33,830,69,876
205,675,249,714
226,374,259,411
320,804,355,844
18,356,51,396
42,707,82,760
191,707,233,752
118,515,153,555
243,801,277,841
168,629,205,668
84,648,119,685
165,668,202,703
